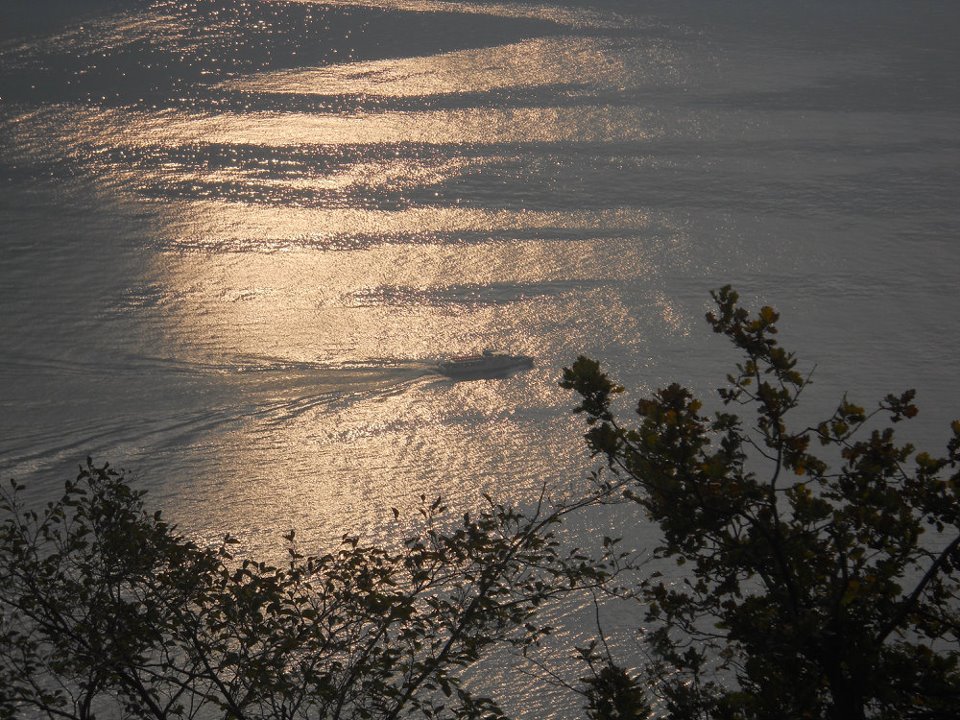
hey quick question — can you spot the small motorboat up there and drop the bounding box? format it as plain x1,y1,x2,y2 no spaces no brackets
436,349,534,379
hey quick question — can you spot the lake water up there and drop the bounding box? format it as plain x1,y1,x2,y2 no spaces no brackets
2,0,959,713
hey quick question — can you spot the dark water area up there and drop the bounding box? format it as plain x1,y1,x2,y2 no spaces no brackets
2,1,960,712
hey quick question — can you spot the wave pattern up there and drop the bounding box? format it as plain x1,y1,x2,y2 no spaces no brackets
2,11,960,715
3,1,960,717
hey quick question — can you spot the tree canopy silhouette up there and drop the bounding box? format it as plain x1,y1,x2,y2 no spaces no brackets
561,285,960,719
0,460,616,720
2,286,958,720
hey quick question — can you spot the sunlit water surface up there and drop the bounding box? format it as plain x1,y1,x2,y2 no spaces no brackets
2,0,959,715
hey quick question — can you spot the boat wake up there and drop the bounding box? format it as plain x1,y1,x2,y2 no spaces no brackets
0,355,438,488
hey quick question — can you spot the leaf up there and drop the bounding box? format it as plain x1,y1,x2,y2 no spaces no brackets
840,579,861,607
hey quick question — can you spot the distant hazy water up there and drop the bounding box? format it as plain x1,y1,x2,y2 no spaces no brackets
2,0,959,712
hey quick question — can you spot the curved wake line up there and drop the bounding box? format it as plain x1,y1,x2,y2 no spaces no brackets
0,359,441,483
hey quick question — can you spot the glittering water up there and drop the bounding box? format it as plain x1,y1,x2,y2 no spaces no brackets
2,0,960,712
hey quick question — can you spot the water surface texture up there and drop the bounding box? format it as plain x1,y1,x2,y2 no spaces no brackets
2,1,960,702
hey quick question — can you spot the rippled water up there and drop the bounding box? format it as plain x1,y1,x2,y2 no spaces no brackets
2,0,960,712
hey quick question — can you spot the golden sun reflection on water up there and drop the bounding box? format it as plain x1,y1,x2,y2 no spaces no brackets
0,13,681,553
183,368,586,556
152,202,654,248
155,236,659,362
4,1,960,714
281,0,629,31
150,231,654,552
219,37,637,98
53,104,661,146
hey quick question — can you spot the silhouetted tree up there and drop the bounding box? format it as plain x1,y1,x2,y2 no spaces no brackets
562,286,960,719
0,461,610,720
4,287,959,720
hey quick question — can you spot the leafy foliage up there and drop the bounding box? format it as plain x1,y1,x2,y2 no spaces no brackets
5,286,959,720
561,285,960,719
578,643,649,720
0,461,610,720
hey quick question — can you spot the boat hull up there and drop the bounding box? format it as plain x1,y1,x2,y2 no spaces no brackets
436,354,534,379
